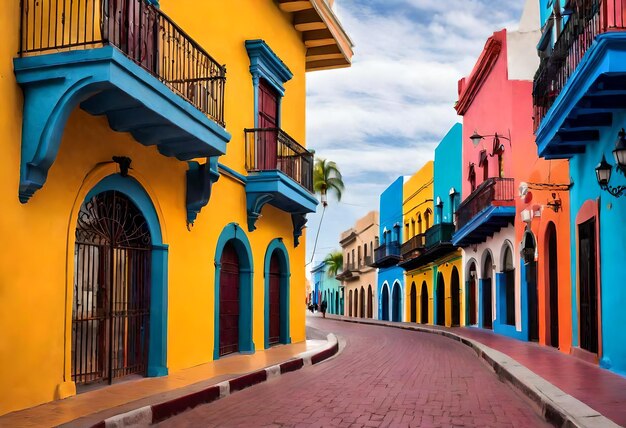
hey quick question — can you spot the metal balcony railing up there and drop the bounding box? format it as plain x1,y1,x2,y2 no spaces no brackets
455,178,514,230
401,234,425,260
245,128,313,192
20,0,226,126
374,242,401,262
533,0,626,131
425,223,455,248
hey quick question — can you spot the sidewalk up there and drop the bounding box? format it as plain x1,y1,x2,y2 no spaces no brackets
0,336,336,428
327,313,626,427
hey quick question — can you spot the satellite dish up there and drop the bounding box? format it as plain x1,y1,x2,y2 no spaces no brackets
519,182,529,198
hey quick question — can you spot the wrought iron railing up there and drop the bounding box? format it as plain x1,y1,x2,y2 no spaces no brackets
401,234,425,260
374,242,401,262
19,0,226,126
425,223,455,248
455,178,514,230
533,0,626,131
245,128,314,192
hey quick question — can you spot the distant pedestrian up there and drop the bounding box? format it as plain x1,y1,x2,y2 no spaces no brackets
308,304,314,313
321,300,328,318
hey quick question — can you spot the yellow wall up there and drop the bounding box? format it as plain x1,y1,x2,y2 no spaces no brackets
0,0,311,415
435,253,464,327
403,162,434,237
405,268,434,324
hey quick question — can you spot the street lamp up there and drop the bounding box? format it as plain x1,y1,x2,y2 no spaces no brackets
469,131,509,155
595,129,626,198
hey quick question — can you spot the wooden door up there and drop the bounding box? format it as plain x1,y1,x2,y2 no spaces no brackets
410,282,417,322
268,253,281,346
451,269,460,327
436,274,445,326
258,79,279,169
220,243,240,356
547,224,559,348
579,219,598,354
420,282,428,324
483,278,493,329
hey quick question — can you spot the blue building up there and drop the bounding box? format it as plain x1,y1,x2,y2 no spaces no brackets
311,261,343,315
534,0,626,375
373,177,404,321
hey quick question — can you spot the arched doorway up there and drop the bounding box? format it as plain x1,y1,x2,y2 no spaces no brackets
436,273,445,326
367,285,373,318
354,289,359,318
502,243,516,327
522,233,538,341
468,262,478,325
381,285,389,321
220,242,240,356
410,282,417,322
335,291,339,316
348,290,353,317
359,287,365,318
578,217,598,354
72,190,152,386
420,281,429,324
482,252,493,329
392,282,401,322
546,223,559,348
451,267,460,326
268,252,281,346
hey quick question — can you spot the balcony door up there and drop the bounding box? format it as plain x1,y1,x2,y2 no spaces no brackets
258,79,279,169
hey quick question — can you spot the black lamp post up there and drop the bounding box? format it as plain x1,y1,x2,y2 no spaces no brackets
595,129,626,197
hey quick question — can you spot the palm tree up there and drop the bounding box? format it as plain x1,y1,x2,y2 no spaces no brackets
324,251,343,278
313,158,344,207
307,158,345,266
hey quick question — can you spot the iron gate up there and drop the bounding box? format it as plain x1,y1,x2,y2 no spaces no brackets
72,191,151,387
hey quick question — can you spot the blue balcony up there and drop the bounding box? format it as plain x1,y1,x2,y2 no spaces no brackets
244,128,317,245
534,0,626,158
15,0,231,202
372,241,402,268
452,178,515,247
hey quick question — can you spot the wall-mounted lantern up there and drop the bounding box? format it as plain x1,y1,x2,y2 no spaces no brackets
595,128,626,198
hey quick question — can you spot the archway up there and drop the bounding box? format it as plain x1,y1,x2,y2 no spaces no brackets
451,267,461,326
72,190,153,386
354,289,359,318
214,224,254,359
348,290,353,317
367,285,373,318
335,291,339,315
410,282,417,322
522,233,538,341
359,287,365,318
546,222,559,348
264,239,290,348
420,281,429,324
482,252,493,329
502,242,516,327
467,261,478,325
392,282,402,322
578,217,598,354
436,272,445,326
381,284,390,321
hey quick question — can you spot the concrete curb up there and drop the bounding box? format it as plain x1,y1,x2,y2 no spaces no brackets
90,334,339,428
331,316,620,428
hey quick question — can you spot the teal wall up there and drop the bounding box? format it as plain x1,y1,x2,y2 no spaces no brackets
312,261,343,315
434,123,462,225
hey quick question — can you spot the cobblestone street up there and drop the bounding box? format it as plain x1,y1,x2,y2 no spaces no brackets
158,317,549,427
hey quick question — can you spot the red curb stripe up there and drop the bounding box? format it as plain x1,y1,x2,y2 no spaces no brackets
229,370,267,392
280,358,304,374
311,342,338,365
151,386,220,423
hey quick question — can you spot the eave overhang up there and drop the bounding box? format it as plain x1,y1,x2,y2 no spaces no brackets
276,0,354,71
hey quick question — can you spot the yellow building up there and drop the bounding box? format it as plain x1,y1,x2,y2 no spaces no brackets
399,162,434,324
0,0,352,415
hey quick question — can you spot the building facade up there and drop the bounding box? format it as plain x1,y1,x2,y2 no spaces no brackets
534,0,626,375
311,261,343,315
337,211,379,319
1,0,352,414
399,162,434,324
372,177,405,321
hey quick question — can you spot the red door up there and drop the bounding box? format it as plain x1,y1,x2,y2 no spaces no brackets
258,80,279,170
269,253,281,346
220,243,240,356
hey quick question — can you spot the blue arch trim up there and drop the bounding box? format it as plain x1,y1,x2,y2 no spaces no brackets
213,223,255,359
85,174,168,377
263,239,291,348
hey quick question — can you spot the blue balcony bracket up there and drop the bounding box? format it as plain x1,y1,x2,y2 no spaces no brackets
246,193,275,232
292,213,308,248
186,157,220,228
13,46,231,203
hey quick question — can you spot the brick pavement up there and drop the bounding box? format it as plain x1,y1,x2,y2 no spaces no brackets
158,318,549,427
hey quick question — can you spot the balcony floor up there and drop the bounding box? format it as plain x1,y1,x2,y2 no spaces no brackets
451,205,515,247
14,46,231,202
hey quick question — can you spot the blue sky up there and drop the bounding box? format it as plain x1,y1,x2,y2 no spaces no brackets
304,0,526,270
